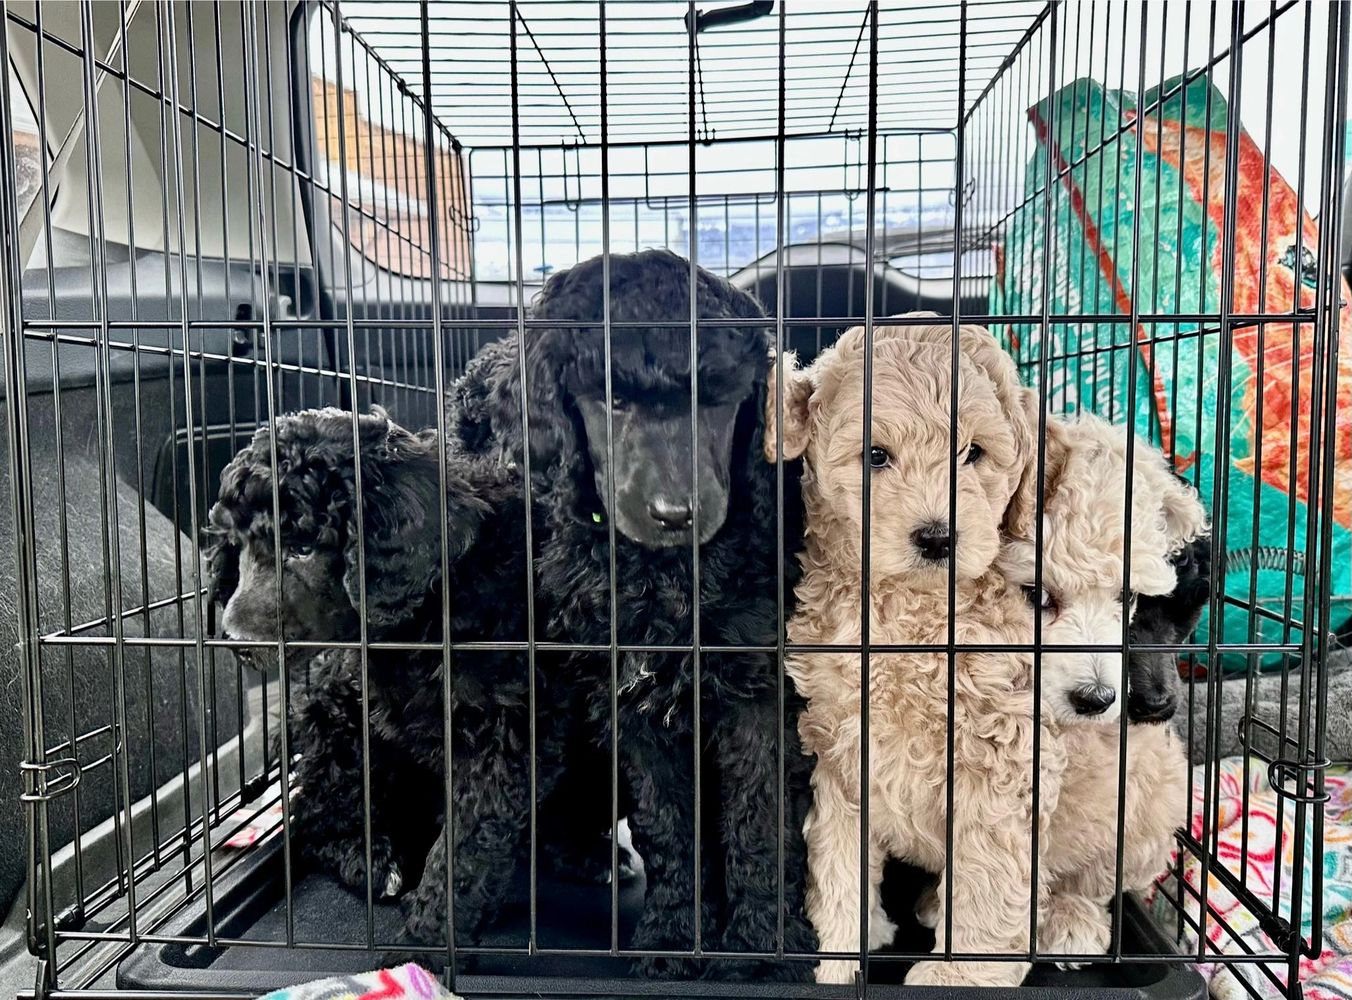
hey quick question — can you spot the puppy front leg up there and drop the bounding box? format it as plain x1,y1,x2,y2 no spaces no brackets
623,727,706,979
913,877,940,930
706,695,817,982
288,669,406,898
805,767,887,986
538,707,633,884
398,712,530,956
1037,747,1183,968
1039,877,1111,969
1036,836,1161,968
904,787,1037,988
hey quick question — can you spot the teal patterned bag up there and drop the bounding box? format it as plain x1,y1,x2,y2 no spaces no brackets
990,75,1352,669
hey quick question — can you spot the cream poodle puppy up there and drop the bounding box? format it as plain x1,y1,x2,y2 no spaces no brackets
863,323,1198,967
991,406,1201,963
771,319,1200,987
769,321,1054,988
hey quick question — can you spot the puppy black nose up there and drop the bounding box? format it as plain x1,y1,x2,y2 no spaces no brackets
911,522,953,562
1128,690,1176,723
1069,683,1118,717
648,498,694,531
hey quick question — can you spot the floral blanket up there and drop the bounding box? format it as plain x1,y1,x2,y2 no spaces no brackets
259,965,455,1000
1148,758,1352,1000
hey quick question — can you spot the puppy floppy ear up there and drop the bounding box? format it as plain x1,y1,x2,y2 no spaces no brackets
954,324,1034,464
204,510,241,612
1128,446,1209,596
764,350,815,461
1157,470,1209,555
1004,388,1068,539
1129,547,1182,598
341,409,449,629
204,443,264,612
452,333,577,472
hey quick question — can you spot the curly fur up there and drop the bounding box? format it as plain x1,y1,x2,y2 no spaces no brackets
775,319,1058,988
1129,533,1212,724
449,249,816,981
998,406,1210,723
205,407,589,952
993,408,1201,967
206,407,467,646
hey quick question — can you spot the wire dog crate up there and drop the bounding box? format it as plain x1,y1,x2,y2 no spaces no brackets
0,2,1347,999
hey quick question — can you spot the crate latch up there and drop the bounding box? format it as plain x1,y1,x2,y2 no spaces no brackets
1267,756,1331,804
18,757,82,803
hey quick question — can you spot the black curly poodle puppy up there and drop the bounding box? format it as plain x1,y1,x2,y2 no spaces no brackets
1128,533,1212,723
451,249,816,981
206,406,570,948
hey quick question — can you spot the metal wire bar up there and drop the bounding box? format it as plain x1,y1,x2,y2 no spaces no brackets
772,0,787,962
39,633,1314,657
1307,5,1351,959
1110,0,1152,959
1022,0,1055,963
76,0,139,942
505,0,534,964
3,3,1344,997
684,0,703,957
20,309,1330,334
241,0,296,947
0,2,63,980
1237,10,1282,883
418,0,462,978
597,0,624,957
325,0,380,950
856,0,879,983
33,0,96,928
1286,0,1349,966
162,0,218,948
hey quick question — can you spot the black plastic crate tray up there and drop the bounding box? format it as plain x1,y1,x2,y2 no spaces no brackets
117,838,1205,999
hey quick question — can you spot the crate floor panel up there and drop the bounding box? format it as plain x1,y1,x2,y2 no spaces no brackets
116,839,1203,999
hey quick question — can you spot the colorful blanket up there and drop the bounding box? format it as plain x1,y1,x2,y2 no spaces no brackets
1148,758,1352,1000
259,965,455,1000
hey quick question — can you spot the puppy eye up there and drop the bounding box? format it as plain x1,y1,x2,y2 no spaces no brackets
964,442,984,465
610,395,630,413
287,543,315,559
868,446,891,469
1022,585,1058,616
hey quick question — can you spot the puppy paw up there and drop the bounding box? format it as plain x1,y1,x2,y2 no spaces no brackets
904,959,1028,988
545,835,639,885
815,959,859,985
327,836,404,899
380,862,404,899
702,958,813,982
868,903,898,950
383,933,451,975
914,883,940,930
366,851,404,900
632,955,704,979
382,947,435,971
1039,893,1110,969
